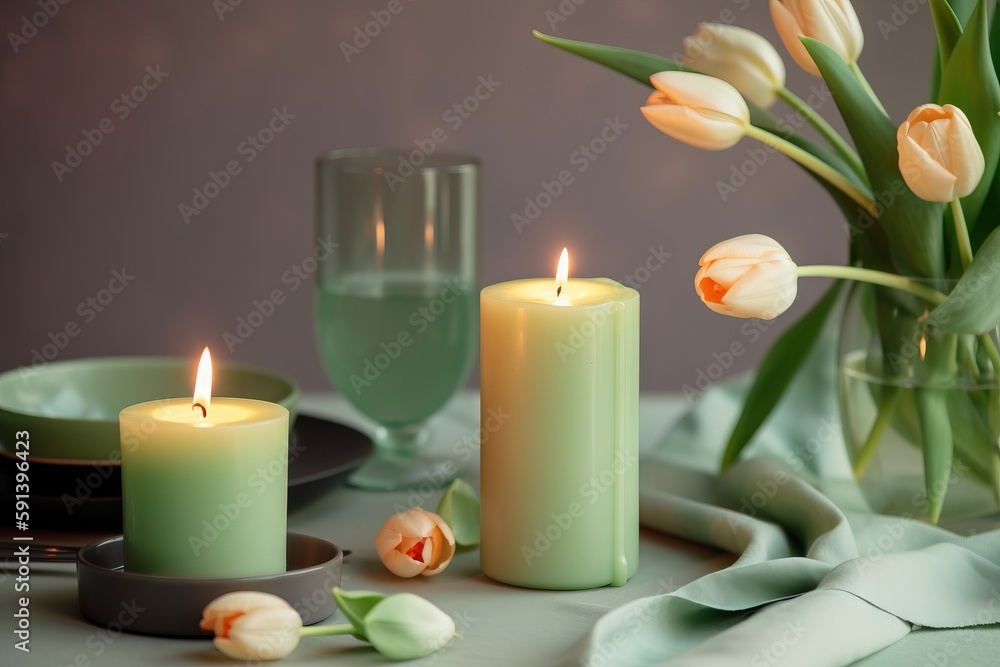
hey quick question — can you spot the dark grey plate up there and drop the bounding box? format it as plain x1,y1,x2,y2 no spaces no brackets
77,533,343,636
0,415,373,530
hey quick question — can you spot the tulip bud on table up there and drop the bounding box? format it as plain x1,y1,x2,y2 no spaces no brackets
480,253,639,590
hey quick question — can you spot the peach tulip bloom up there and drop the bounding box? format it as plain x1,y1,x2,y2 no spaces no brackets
683,23,786,109
770,0,864,76
375,508,456,577
201,591,302,661
641,71,750,150
695,234,798,319
897,104,985,202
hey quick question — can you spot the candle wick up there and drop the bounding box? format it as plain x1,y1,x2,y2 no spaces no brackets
557,285,562,297
193,402,207,419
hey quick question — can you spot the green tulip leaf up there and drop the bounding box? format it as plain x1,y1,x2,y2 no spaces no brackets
930,0,965,69
721,281,843,470
991,0,1000,84
949,0,981,25
331,588,385,639
937,0,1000,232
913,334,959,523
930,0,984,95
915,389,954,523
978,160,1000,251
974,0,1000,252
435,479,481,548
803,37,945,279
931,0,982,122
927,224,1000,333
943,388,1000,489
532,30,682,86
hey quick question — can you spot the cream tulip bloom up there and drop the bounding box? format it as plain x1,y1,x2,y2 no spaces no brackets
897,104,985,203
695,234,798,319
201,592,302,661
683,23,786,109
769,0,864,76
641,71,751,151
375,508,456,577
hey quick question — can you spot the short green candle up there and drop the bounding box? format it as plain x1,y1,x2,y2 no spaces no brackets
480,256,639,590
120,396,288,578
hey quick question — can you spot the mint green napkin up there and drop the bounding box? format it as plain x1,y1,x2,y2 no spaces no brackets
568,338,1000,666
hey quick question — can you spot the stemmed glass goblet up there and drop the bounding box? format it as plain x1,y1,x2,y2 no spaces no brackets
315,148,478,491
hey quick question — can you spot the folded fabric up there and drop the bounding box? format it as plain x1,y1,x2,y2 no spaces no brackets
562,458,1000,666
665,590,910,667
564,334,1000,666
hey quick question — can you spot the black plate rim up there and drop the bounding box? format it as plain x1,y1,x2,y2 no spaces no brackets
0,415,373,529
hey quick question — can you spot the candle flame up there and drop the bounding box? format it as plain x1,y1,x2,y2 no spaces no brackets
555,248,569,298
193,347,212,418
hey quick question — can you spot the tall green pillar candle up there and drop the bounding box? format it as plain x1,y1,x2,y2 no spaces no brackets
480,250,639,589
120,355,288,578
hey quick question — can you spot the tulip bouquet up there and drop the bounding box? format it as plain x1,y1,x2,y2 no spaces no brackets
536,0,1000,522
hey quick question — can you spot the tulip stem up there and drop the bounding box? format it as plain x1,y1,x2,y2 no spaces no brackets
951,199,974,271
775,86,867,182
745,125,877,217
945,200,990,446
796,265,947,304
853,386,901,480
978,332,1000,381
299,624,357,638
849,62,888,116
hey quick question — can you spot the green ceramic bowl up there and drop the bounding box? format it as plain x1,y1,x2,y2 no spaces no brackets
0,357,299,462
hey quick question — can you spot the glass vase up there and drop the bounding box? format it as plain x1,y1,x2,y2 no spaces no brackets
838,280,1000,524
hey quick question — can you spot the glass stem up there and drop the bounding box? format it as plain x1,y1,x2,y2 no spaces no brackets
375,425,429,454
745,126,877,217
775,86,867,182
796,265,947,304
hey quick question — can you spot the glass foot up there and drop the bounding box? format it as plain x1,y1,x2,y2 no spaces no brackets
347,450,463,492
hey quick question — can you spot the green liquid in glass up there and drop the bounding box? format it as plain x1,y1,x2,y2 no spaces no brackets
316,272,476,429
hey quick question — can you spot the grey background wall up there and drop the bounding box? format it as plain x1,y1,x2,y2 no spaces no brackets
0,1,934,394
